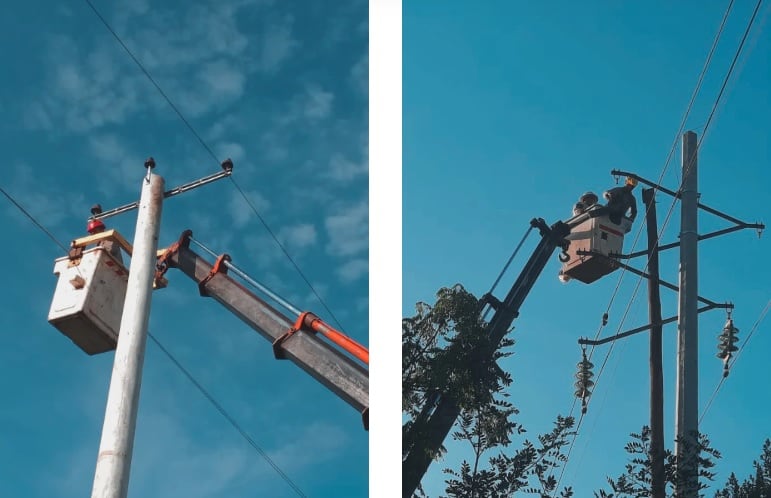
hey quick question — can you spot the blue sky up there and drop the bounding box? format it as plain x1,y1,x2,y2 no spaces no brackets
0,1,367,497
404,1,770,496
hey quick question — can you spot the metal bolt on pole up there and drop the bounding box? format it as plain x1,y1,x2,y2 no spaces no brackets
91,169,164,498
675,131,699,498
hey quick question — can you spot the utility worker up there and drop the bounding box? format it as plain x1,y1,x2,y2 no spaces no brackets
603,177,638,224
572,191,599,216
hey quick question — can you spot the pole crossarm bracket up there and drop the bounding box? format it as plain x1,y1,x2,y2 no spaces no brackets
578,303,731,346
90,161,234,222
576,250,728,308
611,223,766,260
611,169,766,230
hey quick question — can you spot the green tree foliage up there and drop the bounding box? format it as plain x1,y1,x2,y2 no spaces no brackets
594,426,721,498
714,439,771,498
403,285,575,497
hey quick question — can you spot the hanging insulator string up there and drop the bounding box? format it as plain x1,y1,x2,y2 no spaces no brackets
574,346,595,414
717,316,739,378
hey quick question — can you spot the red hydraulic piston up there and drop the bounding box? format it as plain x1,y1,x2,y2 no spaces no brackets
300,313,369,365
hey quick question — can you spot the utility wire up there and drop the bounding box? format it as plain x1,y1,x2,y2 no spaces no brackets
1,186,70,253
0,187,308,498
82,0,348,333
82,0,220,164
700,300,770,424
556,0,752,490
228,177,348,331
148,333,308,498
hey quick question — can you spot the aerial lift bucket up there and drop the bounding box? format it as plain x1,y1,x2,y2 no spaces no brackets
560,205,632,284
47,229,165,355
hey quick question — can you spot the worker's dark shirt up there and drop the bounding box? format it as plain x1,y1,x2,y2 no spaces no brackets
605,186,637,220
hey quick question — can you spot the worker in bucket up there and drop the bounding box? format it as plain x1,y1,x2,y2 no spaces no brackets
572,191,599,216
603,177,638,224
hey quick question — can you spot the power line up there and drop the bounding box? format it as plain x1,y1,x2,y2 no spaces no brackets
228,177,348,331
0,188,307,498
82,0,348,333
82,0,221,165
556,0,751,490
0,186,70,253
147,333,308,498
698,0,765,148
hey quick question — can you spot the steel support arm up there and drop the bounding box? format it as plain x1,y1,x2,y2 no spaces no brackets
613,224,765,260
168,245,369,429
611,169,766,229
578,303,733,346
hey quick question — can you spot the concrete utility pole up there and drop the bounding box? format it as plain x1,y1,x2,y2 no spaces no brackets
643,188,665,498
676,131,699,497
91,168,164,498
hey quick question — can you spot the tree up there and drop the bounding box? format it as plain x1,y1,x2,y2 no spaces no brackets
594,426,721,498
403,285,574,497
714,439,771,498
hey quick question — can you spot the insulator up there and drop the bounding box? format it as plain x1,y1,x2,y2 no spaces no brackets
717,317,740,367
574,349,595,400
577,358,594,370
718,333,739,344
575,388,591,398
575,369,594,380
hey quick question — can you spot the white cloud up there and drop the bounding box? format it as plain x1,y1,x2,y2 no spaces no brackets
87,134,145,194
216,142,246,164
351,53,368,96
228,190,270,228
304,86,334,120
198,60,247,100
47,399,351,498
28,1,289,134
279,223,317,251
328,153,368,182
258,18,299,73
325,200,368,257
337,258,368,283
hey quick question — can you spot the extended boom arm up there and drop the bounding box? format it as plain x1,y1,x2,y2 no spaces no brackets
401,218,571,497
166,239,370,430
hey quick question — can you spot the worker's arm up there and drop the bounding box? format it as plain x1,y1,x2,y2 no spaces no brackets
629,195,638,220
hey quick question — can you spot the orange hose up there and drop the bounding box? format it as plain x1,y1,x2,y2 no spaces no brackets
310,319,369,365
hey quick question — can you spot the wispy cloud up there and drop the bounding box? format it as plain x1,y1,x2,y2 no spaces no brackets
325,200,368,258
351,53,368,96
303,85,335,120
256,16,299,74
328,153,368,183
47,388,351,498
337,258,368,283
229,190,271,228
3,163,86,230
278,223,318,252
27,1,296,135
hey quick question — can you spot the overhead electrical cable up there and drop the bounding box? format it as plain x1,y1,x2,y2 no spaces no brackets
0,187,308,498
82,0,348,333
555,0,759,491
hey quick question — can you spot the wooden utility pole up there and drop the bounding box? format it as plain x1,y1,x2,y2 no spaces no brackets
643,187,665,498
